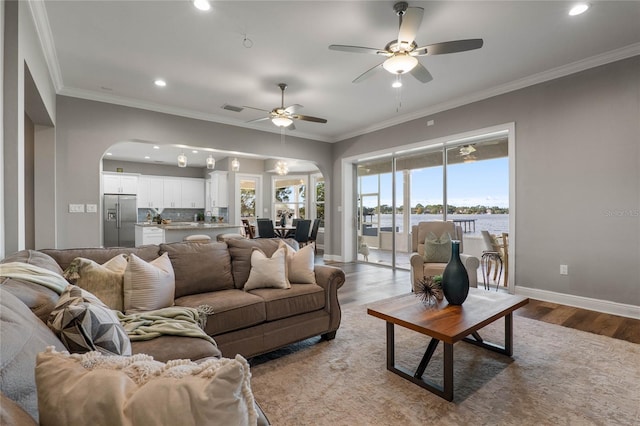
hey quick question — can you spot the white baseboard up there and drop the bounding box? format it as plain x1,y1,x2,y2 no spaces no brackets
515,286,640,320
322,254,343,262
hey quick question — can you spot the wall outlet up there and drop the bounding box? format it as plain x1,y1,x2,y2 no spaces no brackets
68,204,85,213
560,264,568,275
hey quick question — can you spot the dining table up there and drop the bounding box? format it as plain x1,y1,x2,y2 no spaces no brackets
273,225,296,238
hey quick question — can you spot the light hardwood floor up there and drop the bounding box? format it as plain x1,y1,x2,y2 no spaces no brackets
323,260,640,345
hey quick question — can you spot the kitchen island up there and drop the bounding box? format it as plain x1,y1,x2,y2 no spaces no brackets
135,222,242,245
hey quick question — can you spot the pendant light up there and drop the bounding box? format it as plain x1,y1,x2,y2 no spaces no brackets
275,160,289,176
231,158,240,172
206,155,215,170
177,152,188,168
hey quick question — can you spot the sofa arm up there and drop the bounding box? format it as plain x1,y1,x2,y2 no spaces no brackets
314,265,345,333
409,253,426,292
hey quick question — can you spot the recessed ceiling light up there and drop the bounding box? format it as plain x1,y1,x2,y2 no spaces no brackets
569,3,590,16
193,0,211,12
106,152,113,156
192,150,198,154
144,156,150,159
154,79,167,87
153,145,160,149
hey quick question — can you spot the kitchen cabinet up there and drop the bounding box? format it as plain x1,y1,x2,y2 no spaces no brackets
163,178,182,208
103,173,138,194
135,226,165,246
208,171,228,208
137,176,164,209
181,178,205,208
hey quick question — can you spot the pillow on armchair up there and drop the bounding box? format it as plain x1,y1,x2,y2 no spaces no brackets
423,231,452,263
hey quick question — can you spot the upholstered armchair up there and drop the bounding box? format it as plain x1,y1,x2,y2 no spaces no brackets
409,221,480,291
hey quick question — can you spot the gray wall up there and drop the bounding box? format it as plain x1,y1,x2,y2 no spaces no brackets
332,56,640,306
54,96,333,248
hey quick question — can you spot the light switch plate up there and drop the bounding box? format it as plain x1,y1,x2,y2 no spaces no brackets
69,204,85,213
86,204,98,213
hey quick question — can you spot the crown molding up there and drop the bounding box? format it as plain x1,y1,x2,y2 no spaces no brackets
58,87,331,143
28,0,63,91
335,43,640,142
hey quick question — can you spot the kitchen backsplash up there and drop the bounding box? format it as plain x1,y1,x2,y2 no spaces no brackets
137,208,228,223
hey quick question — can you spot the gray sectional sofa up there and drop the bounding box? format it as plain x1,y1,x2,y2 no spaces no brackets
0,238,345,424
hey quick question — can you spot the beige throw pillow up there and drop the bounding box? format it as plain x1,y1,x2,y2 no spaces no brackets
63,255,128,311
123,253,175,314
279,241,316,284
36,347,257,426
243,247,290,291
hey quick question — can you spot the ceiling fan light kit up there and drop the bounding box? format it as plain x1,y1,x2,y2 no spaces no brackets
329,2,483,85
272,116,293,127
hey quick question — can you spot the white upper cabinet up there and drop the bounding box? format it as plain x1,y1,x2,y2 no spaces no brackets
181,178,205,208
138,176,164,209
103,172,139,194
208,171,228,208
163,178,182,208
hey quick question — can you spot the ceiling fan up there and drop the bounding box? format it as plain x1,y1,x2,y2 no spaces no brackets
329,1,483,84
244,83,327,130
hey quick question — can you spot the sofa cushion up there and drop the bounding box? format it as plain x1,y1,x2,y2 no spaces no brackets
48,285,131,356
249,284,325,321
0,392,37,426
175,289,266,336
131,335,222,363
226,238,298,289
1,249,64,275
159,241,234,297
0,277,60,323
36,348,257,426
123,253,175,314
0,288,66,423
244,247,290,291
40,245,160,271
63,255,128,311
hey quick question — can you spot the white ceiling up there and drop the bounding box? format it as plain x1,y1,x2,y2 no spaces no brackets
36,1,640,152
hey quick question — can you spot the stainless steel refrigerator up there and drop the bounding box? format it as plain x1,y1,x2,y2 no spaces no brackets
104,194,137,247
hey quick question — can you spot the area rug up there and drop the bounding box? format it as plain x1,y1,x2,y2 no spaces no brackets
250,304,640,425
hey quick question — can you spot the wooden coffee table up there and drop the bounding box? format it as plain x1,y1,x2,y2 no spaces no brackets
367,288,529,401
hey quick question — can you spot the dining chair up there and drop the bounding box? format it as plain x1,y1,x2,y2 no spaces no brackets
241,219,255,239
481,230,504,290
308,219,321,253
256,218,276,239
293,219,311,246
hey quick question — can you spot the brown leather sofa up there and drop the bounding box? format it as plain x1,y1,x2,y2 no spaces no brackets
0,238,345,425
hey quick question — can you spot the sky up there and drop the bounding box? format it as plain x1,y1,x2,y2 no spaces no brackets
360,157,509,208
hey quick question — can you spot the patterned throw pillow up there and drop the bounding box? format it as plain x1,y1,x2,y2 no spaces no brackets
423,231,452,263
123,253,175,314
63,255,128,311
243,247,290,291
47,285,131,356
36,348,257,426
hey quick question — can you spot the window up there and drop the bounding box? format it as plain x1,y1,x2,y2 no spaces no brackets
240,179,257,218
273,176,307,221
311,174,325,225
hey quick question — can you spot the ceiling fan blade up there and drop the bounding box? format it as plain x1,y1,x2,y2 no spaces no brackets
246,117,271,124
329,44,388,55
284,104,304,114
398,7,424,46
409,62,433,83
242,106,271,113
353,62,384,83
292,114,327,124
288,122,296,131
414,39,484,56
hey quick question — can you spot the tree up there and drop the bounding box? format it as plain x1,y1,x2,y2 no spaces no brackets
240,188,255,217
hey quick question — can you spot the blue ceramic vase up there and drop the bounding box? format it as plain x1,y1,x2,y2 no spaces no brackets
442,240,469,305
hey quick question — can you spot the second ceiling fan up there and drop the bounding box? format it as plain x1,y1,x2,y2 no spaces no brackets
244,83,327,130
329,1,483,84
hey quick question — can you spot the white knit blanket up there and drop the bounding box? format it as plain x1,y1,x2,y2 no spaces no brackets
0,262,69,294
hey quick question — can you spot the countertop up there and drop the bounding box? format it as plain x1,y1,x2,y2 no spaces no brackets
135,222,241,230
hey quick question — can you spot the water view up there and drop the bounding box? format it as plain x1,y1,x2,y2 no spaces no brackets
370,213,509,235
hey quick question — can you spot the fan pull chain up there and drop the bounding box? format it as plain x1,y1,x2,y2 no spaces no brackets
395,75,403,113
